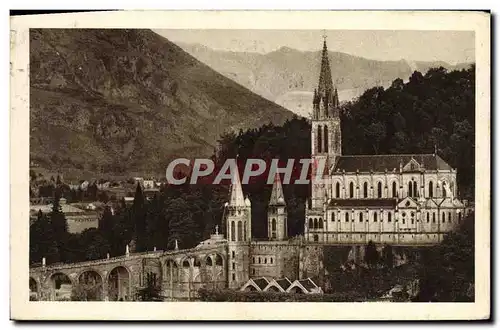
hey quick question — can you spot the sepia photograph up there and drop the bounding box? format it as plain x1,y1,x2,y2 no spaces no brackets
10,10,490,320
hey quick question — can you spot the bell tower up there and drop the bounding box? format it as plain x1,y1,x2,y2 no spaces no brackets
268,173,287,241
225,167,251,289
310,35,342,209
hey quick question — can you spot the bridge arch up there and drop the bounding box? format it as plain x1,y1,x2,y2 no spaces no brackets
29,277,39,301
47,272,73,301
76,269,104,301
108,266,131,301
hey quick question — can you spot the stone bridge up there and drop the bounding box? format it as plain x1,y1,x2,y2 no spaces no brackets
29,244,228,301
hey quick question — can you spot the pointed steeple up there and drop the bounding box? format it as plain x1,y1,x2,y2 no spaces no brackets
229,168,246,207
269,173,286,206
318,38,333,97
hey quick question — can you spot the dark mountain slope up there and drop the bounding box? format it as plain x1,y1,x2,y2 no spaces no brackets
30,29,294,178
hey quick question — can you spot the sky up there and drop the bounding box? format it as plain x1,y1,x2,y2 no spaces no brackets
155,29,475,65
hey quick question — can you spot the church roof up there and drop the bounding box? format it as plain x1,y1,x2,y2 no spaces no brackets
269,173,286,206
328,198,397,208
333,154,452,173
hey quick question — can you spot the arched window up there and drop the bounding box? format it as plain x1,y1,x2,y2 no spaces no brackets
317,125,323,153
428,181,434,198
408,182,413,197
388,213,392,222
377,182,382,198
442,212,445,223
427,212,430,223
374,213,378,222
359,212,363,222
314,218,318,229
258,257,261,264
363,182,368,198
237,221,243,241
458,212,462,222
413,181,418,197
331,212,335,222
448,212,452,223
349,182,354,198
433,213,436,223
318,218,323,229
271,218,276,231
308,219,314,229
324,125,329,153
392,181,397,198
345,212,349,222
442,185,447,198
231,221,235,241
335,182,340,198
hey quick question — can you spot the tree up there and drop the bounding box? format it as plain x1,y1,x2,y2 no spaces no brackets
71,282,103,301
382,245,394,268
364,240,379,268
136,272,163,301
98,205,115,241
30,210,58,265
132,183,147,251
415,212,474,302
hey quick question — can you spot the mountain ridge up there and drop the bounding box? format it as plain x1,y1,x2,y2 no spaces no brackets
174,41,474,117
29,29,295,179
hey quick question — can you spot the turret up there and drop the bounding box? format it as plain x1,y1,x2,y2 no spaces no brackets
268,173,288,241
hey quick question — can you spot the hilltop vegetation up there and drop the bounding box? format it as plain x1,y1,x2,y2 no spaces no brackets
341,65,475,199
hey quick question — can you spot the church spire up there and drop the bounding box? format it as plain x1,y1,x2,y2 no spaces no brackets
229,167,246,207
269,173,286,206
318,37,333,97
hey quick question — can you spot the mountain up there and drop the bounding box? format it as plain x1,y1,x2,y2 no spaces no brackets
175,42,474,117
29,29,295,179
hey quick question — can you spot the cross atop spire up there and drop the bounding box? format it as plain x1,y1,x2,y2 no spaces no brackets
322,29,327,41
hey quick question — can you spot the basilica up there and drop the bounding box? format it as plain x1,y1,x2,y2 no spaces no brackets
303,39,468,246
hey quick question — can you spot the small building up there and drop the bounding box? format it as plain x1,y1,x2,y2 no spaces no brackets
286,278,323,294
240,277,270,292
263,278,293,293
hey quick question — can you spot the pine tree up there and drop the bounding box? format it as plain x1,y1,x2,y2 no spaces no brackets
132,183,147,251
364,240,379,268
99,205,115,241
49,189,68,262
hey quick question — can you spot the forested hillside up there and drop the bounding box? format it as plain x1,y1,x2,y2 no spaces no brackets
341,65,475,200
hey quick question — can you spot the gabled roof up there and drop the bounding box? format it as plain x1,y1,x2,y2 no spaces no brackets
263,278,293,292
397,197,418,209
240,278,270,292
333,154,452,173
423,198,439,208
276,278,293,291
328,198,397,208
253,277,270,291
286,277,322,294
